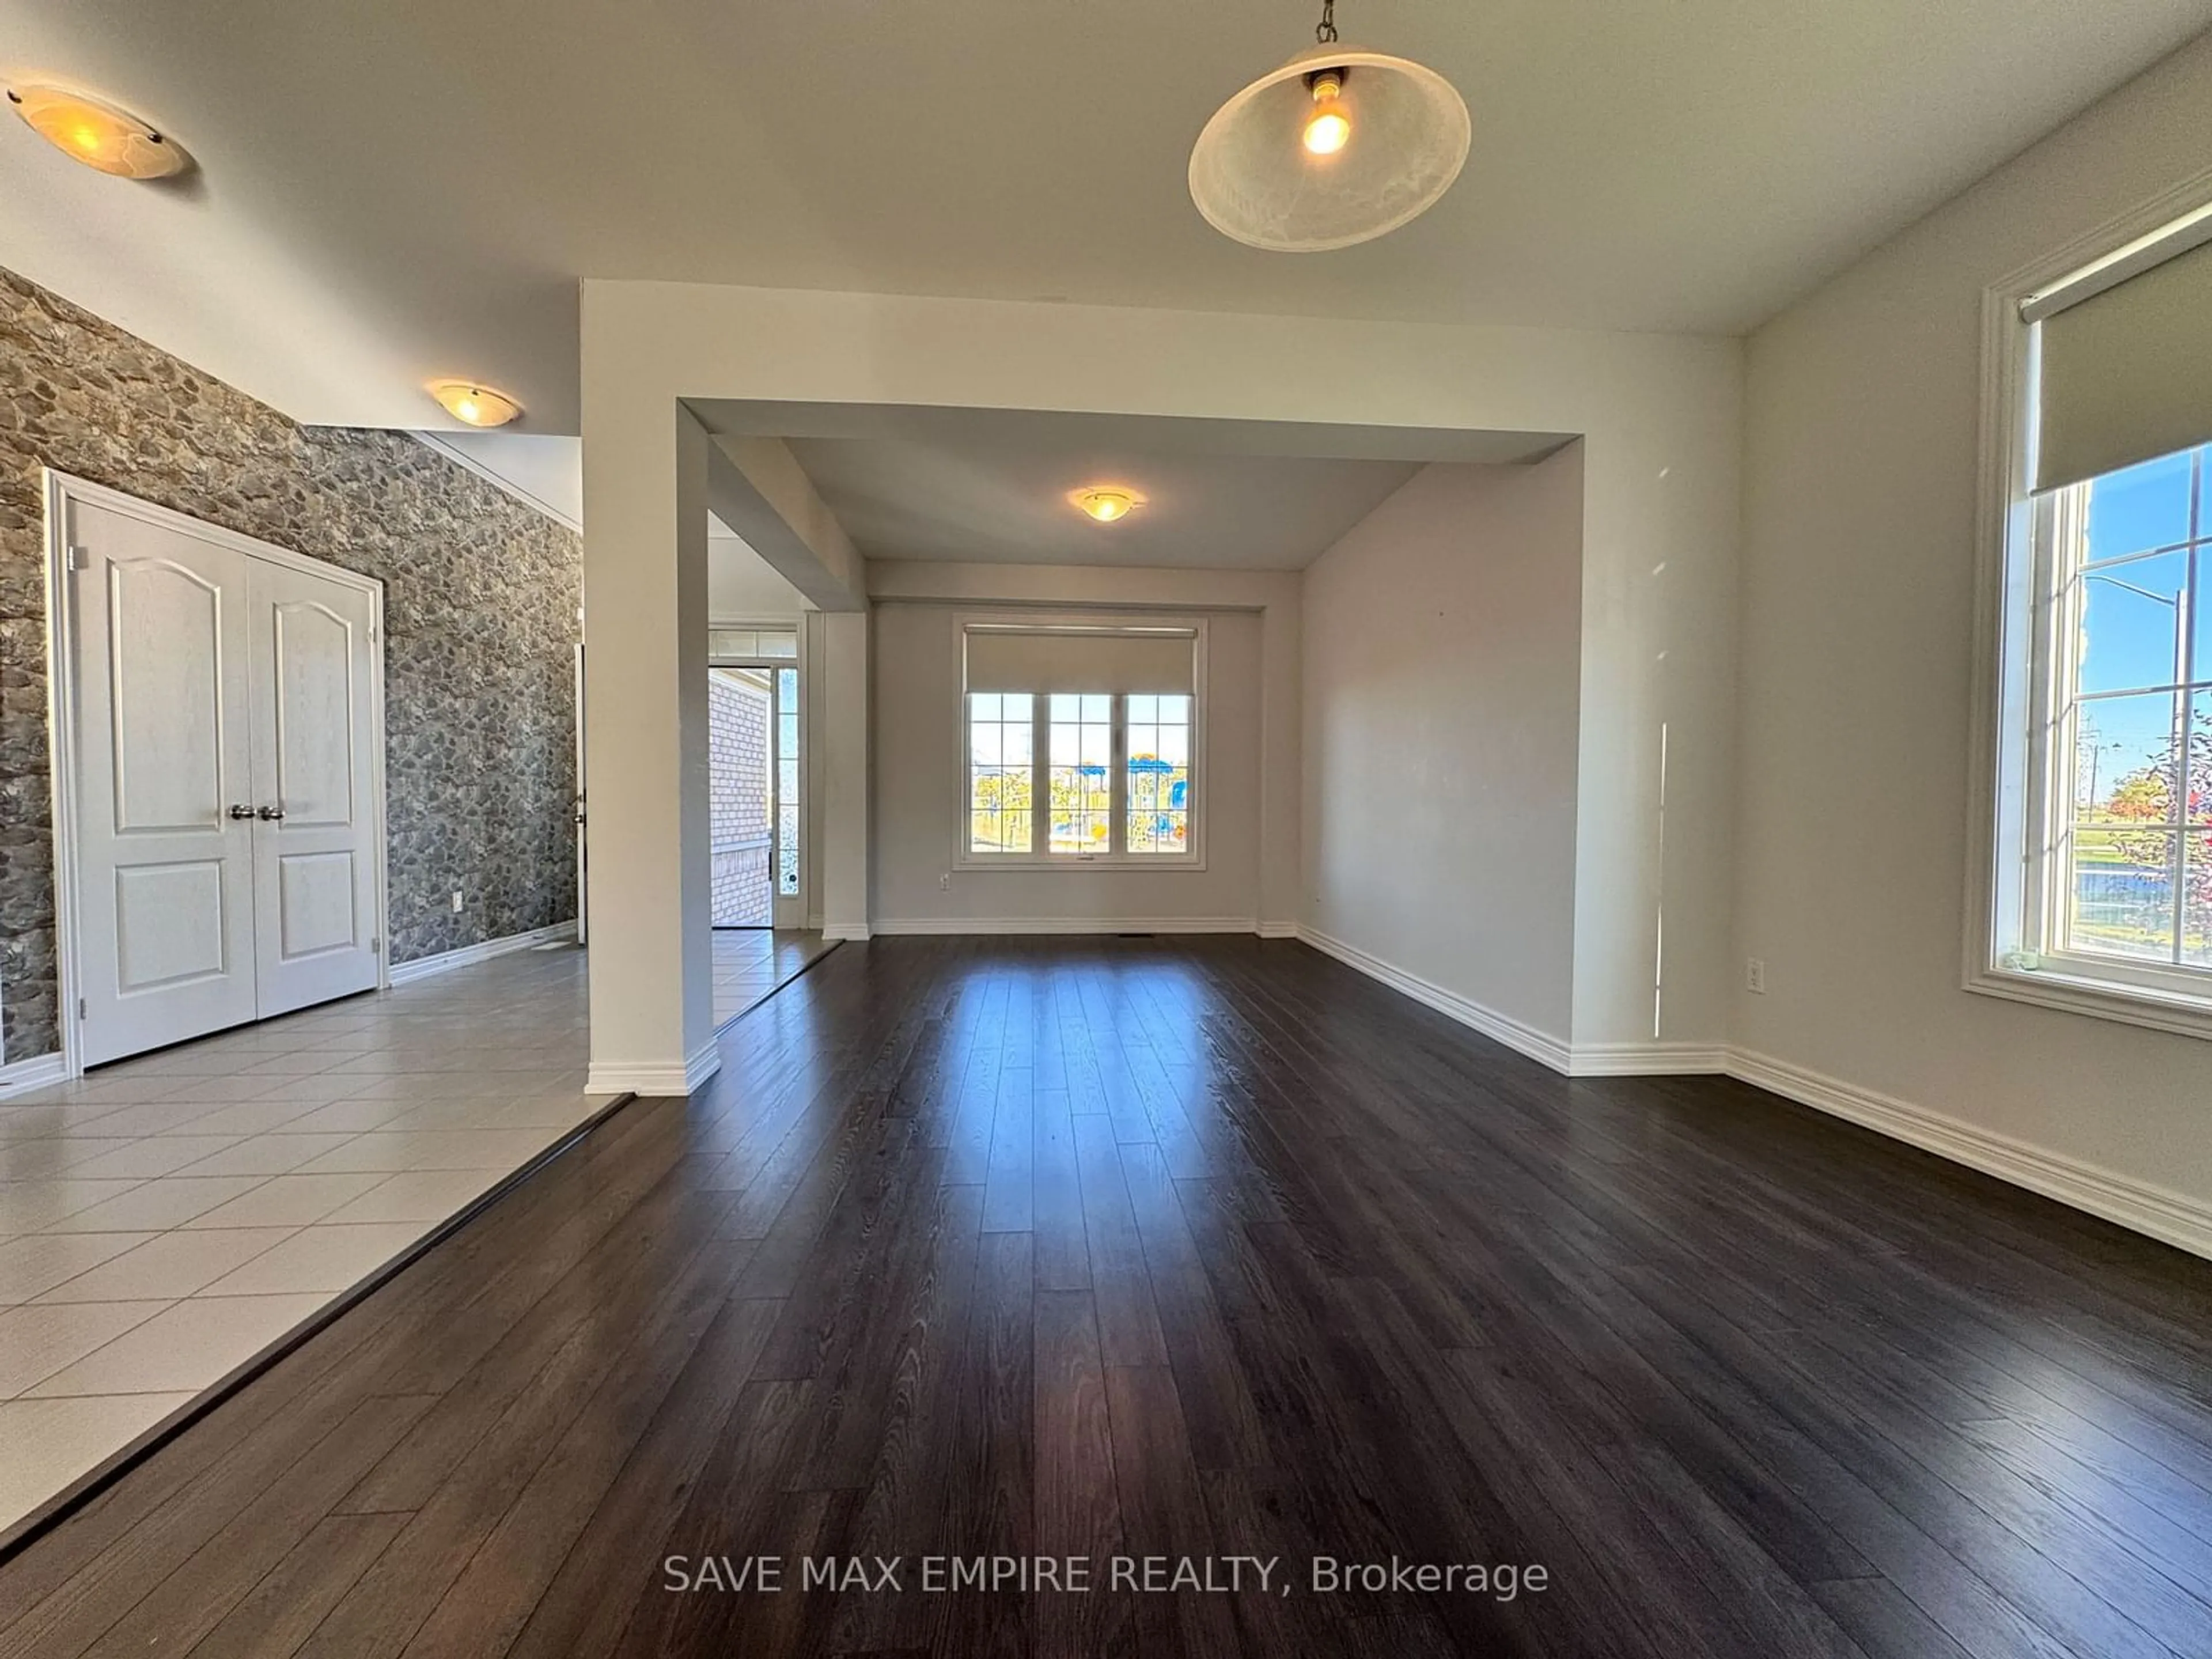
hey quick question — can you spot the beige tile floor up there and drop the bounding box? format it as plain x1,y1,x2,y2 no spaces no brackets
0,944,611,1543
711,927,836,1028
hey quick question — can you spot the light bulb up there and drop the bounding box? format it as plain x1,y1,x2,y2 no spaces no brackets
1303,71,1350,156
1304,108,1350,155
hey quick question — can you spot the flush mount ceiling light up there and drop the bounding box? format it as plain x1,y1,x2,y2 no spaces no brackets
427,379,523,428
1189,0,1469,252
1070,486,1144,523
6,83,188,179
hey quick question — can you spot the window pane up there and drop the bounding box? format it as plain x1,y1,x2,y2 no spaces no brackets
2186,827,2212,966
2085,449,2192,562
775,668,801,896
2195,547,2212,684
2075,691,2181,823
2191,694,2212,827
1127,694,1157,722
2069,827,2176,961
777,803,800,895
1049,697,1112,854
970,692,1033,854
1126,695,1191,855
2077,551,2187,694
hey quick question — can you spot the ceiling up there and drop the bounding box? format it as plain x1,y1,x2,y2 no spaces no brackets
699,404,1569,570
5,1,2208,438
791,440,1419,570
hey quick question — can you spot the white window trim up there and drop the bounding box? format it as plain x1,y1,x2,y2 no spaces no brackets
953,612,1209,872
1967,164,2212,1040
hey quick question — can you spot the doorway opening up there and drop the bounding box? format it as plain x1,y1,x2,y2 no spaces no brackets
706,626,832,1027
709,665,775,927
707,627,802,930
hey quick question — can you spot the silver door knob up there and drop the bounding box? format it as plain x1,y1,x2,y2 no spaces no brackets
227,804,254,820
256,805,286,821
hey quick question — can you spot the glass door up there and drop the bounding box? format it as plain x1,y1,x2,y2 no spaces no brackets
772,664,804,928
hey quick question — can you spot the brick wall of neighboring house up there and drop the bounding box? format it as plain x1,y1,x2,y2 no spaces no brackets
710,669,772,926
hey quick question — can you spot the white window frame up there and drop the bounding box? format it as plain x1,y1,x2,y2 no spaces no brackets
1967,171,2212,1040
953,614,1207,872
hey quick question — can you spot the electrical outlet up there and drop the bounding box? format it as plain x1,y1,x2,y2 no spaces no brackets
1744,957,1767,994
451,891,464,913
939,872,951,892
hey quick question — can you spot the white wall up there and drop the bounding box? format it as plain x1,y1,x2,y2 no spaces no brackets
709,531,807,622
1736,35,2212,1213
816,609,871,938
577,394,716,1092
873,602,1265,929
1302,453,1586,1046
865,561,1296,931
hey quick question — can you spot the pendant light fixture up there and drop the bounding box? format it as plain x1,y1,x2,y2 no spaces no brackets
1189,0,1469,252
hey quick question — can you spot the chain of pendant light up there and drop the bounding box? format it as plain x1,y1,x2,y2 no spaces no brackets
1316,0,1339,46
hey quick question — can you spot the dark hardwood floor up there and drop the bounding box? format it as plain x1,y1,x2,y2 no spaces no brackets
5,935,2212,1658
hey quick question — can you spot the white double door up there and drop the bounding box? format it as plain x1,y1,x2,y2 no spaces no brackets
66,491,382,1066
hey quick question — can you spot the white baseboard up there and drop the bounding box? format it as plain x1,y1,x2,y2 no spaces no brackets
1294,926,2212,1259
586,1036,722,1099
0,1051,70,1100
1297,926,1577,1074
823,922,873,942
1256,921,1300,939
1570,1041,1732,1077
873,916,1259,937
1728,1048,2212,1261
685,1037,722,1092
1296,927,1733,1078
387,922,578,987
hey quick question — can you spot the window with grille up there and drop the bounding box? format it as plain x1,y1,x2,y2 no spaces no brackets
959,622,1202,867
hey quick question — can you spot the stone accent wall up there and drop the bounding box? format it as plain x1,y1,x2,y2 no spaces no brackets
0,265,581,1063
709,669,771,927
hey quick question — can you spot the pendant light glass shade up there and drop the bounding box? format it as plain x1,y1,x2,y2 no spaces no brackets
1189,45,1469,252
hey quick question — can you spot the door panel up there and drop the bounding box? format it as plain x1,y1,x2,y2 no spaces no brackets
71,502,259,1065
114,860,230,990
109,560,226,832
275,849,360,958
249,562,380,1017
272,600,357,827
